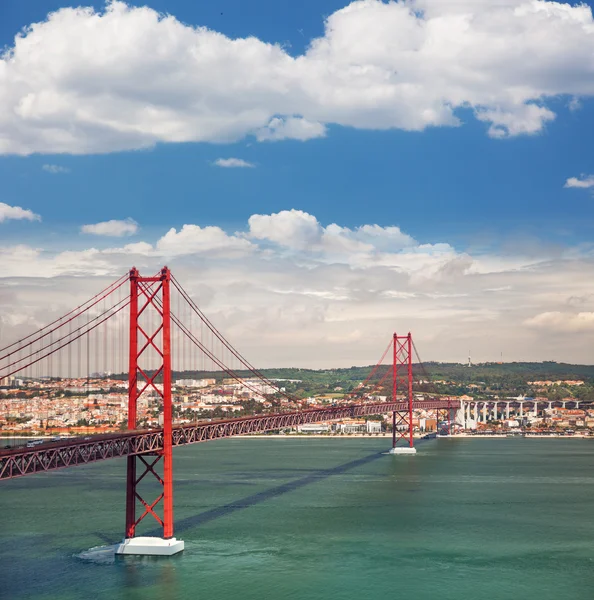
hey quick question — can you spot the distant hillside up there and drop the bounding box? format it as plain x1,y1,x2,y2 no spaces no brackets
173,362,594,386
417,361,594,384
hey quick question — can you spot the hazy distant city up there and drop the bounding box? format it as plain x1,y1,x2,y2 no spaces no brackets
3,361,594,440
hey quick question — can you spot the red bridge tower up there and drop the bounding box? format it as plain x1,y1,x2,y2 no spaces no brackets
389,333,416,455
115,267,184,555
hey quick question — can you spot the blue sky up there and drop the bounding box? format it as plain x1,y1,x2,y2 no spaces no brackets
1,0,594,366
3,108,594,246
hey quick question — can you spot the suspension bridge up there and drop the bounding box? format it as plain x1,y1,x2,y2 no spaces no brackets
0,267,458,555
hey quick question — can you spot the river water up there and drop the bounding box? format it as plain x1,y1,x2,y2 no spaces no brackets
1,437,594,600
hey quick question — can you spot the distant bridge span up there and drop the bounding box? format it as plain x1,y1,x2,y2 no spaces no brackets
0,399,458,481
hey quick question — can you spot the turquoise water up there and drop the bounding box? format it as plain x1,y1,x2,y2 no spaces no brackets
2,438,594,599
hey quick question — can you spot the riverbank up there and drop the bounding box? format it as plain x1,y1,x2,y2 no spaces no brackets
243,433,593,439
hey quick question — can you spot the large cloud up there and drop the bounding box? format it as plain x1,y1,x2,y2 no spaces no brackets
1,0,594,155
2,210,594,366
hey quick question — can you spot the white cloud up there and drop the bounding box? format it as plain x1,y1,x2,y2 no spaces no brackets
564,175,594,189
476,104,556,139
338,224,415,251
3,209,594,366
81,218,138,237
213,158,255,168
2,0,594,155
42,164,70,174
156,224,255,257
0,202,41,223
525,311,594,333
248,209,322,250
248,209,425,261
103,241,153,255
0,245,112,278
256,117,326,142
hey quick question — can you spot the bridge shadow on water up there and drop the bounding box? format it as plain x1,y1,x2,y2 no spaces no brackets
147,448,391,537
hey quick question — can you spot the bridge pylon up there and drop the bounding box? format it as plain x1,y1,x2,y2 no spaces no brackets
115,266,184,556
389,333,416,455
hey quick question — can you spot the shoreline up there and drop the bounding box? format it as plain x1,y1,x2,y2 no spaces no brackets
242,433,593,439
4,433,591,441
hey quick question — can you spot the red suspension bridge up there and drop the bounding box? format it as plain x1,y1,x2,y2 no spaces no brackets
0,267,458,555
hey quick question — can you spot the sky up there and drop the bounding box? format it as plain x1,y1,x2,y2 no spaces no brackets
1,0,594,368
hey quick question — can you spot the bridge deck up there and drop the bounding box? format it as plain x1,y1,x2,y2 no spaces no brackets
0,400,458,480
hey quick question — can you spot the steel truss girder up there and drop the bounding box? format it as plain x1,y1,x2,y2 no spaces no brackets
0,400,458,481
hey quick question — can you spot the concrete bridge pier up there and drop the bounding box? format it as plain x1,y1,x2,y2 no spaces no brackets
456,401,467,429
506,402,510,419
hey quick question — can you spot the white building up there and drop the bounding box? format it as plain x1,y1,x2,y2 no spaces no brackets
175,378,215,388
297,423,330,434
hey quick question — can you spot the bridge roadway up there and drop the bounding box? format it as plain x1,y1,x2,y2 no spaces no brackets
0,399,457,480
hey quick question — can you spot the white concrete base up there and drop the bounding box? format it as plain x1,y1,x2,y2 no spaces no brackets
389,447,417,455
115,536,184,556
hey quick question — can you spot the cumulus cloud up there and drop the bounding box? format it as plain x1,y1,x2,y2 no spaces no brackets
213,158,255,168
2,0,594,155
81,218,138,237
42,164,70,174
248,209,428,262
525,311,594,333
0,202,41,223
2,209,594,366
249,209,322,250
476,104,556,139
564,175,594,189
156,224,255,257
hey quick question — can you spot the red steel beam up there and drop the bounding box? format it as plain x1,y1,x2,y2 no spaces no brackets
125,267,139,537
161,267,174,539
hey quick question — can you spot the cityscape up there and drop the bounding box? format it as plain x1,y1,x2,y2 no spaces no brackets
2,0,594,598
2,370,593,438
